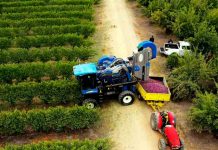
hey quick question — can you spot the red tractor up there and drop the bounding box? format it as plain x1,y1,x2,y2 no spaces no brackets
150,111,184,150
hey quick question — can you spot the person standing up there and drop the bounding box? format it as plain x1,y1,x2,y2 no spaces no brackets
168,39,173,43
149,35,154,42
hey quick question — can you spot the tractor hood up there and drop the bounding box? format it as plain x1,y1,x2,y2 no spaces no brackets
164,125,181,148
73,63,97,76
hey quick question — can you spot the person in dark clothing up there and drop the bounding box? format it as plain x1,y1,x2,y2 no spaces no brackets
149,35,154,42
168,39,173,43
160,111,169,129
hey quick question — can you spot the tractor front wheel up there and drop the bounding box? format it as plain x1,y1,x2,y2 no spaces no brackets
150,112,159,131
82,98,97,109
118,91,135,105
158,138,166,150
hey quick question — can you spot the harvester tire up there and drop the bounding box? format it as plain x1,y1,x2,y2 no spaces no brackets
118,91,135,105
150,112,159,131
158,138,166,150
82,98,97,109
180,139,185,150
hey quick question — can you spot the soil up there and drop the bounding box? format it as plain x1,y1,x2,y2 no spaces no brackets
0,129,99,146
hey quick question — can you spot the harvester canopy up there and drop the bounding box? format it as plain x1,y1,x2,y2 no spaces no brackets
73,63,97,76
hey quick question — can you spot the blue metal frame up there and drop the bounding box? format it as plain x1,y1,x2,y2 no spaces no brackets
82,88,98,95
137,41,157,59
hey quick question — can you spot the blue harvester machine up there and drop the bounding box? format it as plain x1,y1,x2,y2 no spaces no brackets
73,41,170,109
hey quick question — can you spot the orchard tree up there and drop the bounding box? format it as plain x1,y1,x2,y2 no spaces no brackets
189,21,218,57
172,7,199,39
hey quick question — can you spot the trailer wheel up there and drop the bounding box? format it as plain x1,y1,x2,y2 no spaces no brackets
118,91,135,105
180,139,185,150
82,98,97,109
150,112,159,131
158,139,166,150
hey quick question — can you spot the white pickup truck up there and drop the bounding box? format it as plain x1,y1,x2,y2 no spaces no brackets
160,41,191,56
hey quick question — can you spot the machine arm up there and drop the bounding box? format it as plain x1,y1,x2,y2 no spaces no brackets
132,41,157,81
137,40,157,59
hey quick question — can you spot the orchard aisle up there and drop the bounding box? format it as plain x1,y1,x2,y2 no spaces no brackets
102,0,140,58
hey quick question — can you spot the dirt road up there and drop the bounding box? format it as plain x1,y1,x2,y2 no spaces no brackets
95,0,176,150
101,0,140,58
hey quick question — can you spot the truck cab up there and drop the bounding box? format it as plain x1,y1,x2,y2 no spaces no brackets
160,41,191,56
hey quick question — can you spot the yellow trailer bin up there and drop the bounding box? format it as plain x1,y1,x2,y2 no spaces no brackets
136,76,171,110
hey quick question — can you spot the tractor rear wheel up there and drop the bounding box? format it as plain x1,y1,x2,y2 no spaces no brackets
168,112,177,127
118,91,135,105
150,112,159,131
82,98,97,109
180,139,185,150
158,138,166,150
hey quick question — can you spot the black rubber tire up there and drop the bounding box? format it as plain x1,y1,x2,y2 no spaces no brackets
82,98,97,109
180,139,185,150
150,112,159,131
158,138,166,150
137,93,143,101
118,90,135,105
172,112,177,127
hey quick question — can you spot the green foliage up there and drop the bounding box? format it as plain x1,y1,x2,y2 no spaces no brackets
2,4,91,13
0,24,95,38
32,24,95,38
0,61,77,83
137,0,151,6
0,37,11,49
0,80,81,105
15,34,91,48
4,139,110,150
0,110,26,135
172,7,199,39
0,47,95,64
168,52,216,101
0,0,95,8
166,53,180,69
189,21,218,56
189,92,218,134
150,10,165,25
0,18,89,28
0,1,45,7
209,57,218,81
207,8,218,31
0,0,96,51
1,10,93,20
138,0,218,56
0,106,99,136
